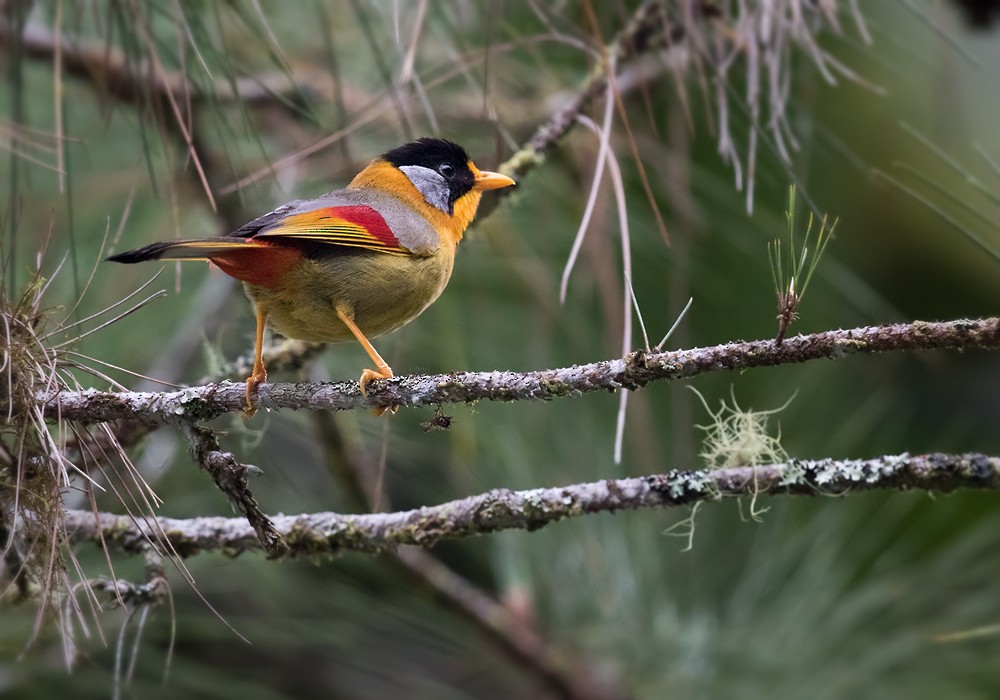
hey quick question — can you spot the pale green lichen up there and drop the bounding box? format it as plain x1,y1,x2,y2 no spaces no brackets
662,501,704,552
813,460,836,485
871,452,910,482
500,146,544,178
689,387,793,522
779,459,806,486
690,387,792,469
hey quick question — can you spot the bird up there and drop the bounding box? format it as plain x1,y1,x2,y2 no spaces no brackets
107,138,515,415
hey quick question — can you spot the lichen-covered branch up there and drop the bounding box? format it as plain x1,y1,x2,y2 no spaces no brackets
315,404,625,700
63,453,1000,560
28,317,1000,424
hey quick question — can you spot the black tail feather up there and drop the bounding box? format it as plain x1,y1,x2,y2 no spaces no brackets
106,238,251,264
106,241,178,264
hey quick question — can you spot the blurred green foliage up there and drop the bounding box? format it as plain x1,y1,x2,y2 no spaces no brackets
2,1,1000,698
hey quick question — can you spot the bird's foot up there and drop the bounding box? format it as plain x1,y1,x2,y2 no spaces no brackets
244,368,267,417
359,366,397,417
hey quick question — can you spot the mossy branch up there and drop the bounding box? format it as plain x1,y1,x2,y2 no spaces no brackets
62,452,1000,560
22,316,1000,424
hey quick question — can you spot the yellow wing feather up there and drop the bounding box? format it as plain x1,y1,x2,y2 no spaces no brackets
254,207,411,257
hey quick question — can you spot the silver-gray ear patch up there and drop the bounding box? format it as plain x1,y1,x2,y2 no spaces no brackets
399,165,451,214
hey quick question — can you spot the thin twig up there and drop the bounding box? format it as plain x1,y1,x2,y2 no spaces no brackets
179,423,286,556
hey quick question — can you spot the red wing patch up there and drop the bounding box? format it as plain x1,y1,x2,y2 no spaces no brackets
208,242,303,289
253,205,410,256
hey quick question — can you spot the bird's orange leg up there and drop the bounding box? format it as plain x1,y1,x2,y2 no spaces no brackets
244,304,269,416
335,305,397,416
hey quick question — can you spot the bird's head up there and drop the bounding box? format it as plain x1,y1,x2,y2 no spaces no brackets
350,138,515,245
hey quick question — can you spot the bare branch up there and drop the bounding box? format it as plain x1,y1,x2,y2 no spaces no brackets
504,0,687,180
393,547,626,700
82,549,169,609
6,19,325,107
27,317,1000,423
63,452,1000,560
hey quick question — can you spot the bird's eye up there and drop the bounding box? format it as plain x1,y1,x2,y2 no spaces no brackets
438,163,456,179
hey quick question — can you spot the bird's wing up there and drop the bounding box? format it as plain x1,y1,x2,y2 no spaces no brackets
230,201,303,238
251,204,412,257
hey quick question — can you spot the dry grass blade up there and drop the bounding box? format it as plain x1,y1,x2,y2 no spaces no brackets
0,114,68,174
560,80,616,304
126,0,217,213
45,270,165,342
660,0,876,213
0,241,216,661
64,351,183,390
2,259,81,637
576,114,633,464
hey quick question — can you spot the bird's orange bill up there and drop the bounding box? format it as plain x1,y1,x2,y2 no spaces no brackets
472,169,516,192
255,205,411,256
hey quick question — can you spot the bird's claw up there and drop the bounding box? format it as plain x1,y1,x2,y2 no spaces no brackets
244,369,267,418
359,367,398,417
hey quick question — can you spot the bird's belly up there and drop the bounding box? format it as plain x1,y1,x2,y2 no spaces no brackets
245,251,454,344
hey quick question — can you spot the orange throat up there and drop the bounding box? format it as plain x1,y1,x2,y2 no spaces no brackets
348,159,481,247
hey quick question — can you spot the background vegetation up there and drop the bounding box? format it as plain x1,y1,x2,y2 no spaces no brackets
3,1,1000,698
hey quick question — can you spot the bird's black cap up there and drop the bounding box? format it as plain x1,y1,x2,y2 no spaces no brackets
383,138,476,213
382,138,470,170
